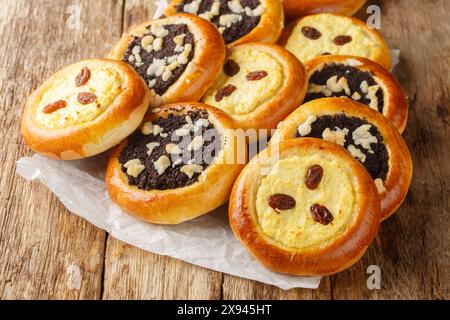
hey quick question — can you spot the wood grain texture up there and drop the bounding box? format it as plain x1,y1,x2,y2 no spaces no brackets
0,0,123,299
102,238,222,299
0,0,448,300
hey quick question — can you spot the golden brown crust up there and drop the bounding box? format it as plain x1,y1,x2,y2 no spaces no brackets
282,0,366,20
202,43,307,132
106,102,246,224
229,138,381,276
278,13,392,70
164,0,284,47
21,59,152,160
271,97,413,220
107,14,226,106
305,55,409,133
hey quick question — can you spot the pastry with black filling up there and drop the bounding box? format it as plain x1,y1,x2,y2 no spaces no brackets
282,0,366,20
279,13,392,70
165,0,284,47
108,14,225,106
202,43,307,134
272,97,412,220
106,102,245,224
229,138,381,276
304,55,408,133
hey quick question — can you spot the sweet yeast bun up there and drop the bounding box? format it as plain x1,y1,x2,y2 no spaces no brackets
229,138,381,275
21,59,152,160
106,102,246,224
108,14,225,106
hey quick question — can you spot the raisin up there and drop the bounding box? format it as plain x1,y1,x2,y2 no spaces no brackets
301,26,322,40
215,84,236,102
268,194,296,212
246,70,268,81
75,67,91,87
333,35,353,45
310,204,334,225
42,100,67,113
77,92,97,104
223,59,240,77
322,52,331,55
305,164,323,189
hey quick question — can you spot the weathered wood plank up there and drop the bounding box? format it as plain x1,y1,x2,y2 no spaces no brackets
0,0,124,299
101,0,223,300
102,238,222,299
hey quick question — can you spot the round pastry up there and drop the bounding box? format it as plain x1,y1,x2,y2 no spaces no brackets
279,13,392,70
21,59,152,160
272,98,413,220
106,102,245,224
229,138,381,276
108,14,225,106
165,0,284,47
304,55,408,133
282,0,366,20
201,43,307,133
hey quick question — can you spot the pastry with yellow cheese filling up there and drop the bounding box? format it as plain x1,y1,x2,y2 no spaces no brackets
108,14,225,106
21,59,152,160
229,138,381,276
165,0,284,47
304,55,408,133
106,102,245,224
279,13,392,70
272,97,412,220
202,43,307,134
282,0,366,20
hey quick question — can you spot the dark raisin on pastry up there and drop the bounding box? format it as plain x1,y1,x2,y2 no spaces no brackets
268,193,296,212
310,204,334,225
42,100,67,114
215,84,237,101
305,164,323,190
301,26,322,40
223,59,240,76
333,35,353,45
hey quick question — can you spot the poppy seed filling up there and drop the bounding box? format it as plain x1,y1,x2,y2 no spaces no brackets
123,23,195,95
296,114,389,181
305,63,385,113
176,0,263,44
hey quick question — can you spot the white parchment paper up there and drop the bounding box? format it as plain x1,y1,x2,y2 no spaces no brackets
16,153,321,290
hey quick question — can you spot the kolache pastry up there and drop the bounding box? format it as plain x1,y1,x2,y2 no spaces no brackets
202,43,307,133
279,13,392,70
165,0,284,47
282,0,366,20
106,102,245,224
304,55,408,133
108,14,225,106
21,59,152,160
272,98,413,220
229,138,381,276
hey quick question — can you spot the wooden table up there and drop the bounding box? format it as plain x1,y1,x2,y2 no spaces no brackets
0,0,448,300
